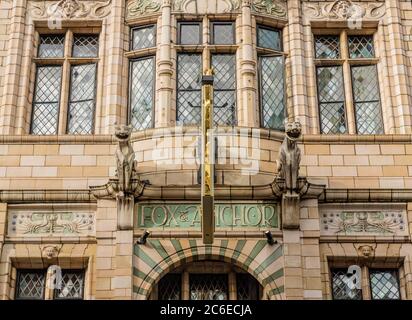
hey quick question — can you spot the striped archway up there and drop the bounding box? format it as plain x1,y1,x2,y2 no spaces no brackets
133,239,284,300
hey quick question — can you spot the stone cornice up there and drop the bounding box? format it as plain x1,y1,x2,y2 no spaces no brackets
320,189,412,203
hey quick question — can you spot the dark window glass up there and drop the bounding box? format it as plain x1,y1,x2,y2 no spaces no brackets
348,36,375,58
67,63,97,134
16,270,46,300
54,270,85,300
257,26,281,51
31,65,62,135
212,22,234,45
315,36,340,59
38,35,65,58
331,269,362,300
176,53,202,125
370,269,400,300
131,25,156,50
351,65,383,134
190,274,228,300
129,57,155,130
73,35,99,58
158,274,182,300
316,66,347,134
236,273,260,300
259,55,285,130
179,23,201,45
212,54,236,126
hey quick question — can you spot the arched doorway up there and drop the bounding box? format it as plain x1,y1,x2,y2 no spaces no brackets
149,260,263,300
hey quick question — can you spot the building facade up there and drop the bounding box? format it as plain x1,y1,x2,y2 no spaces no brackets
0,0,412,300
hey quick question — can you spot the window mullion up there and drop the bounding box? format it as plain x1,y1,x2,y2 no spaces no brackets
361,266,371,300
58,31,73,134
341,31,356,134
182,270,189,300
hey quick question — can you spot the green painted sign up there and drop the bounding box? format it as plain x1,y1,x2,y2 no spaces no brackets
136,203,279,230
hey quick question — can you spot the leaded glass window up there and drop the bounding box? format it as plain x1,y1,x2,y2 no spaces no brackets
54,270,85,300
190,274,228,300
67,63,97,134
38,35,65,58
129,57,155,130
257,26,281,51
315,36,340,59
73,35,99,58
348,36,374,59
158,274,182,300
179,22,201,45
16,270,46,300
259,56,285,130
316,66,347,134
331,269,362,300
211,22,235,45
236,273,259,300
177,53,202,125
31,66,62,135
211,54,236,126
351,65,383,134
131,25,156,50
370,270,400,300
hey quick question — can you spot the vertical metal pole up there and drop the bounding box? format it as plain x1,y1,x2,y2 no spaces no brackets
201,69,215,244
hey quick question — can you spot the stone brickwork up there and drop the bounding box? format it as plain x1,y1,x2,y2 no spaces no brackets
0,0,412,300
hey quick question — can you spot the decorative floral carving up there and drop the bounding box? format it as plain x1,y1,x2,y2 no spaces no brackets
28,0,112,20
321,211,407,235
41,245,62,259
251,0,287,18
8,212,95,236
172,0,240,13
304,0,385,20
127,0,161,18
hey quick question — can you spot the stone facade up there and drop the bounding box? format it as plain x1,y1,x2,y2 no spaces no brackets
0,0,412,300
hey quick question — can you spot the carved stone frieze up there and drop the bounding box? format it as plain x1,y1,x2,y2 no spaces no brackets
320,208,408,236
304,0,385,20
251,0,287,18
28,0,112,19
126,0,161,19
8,211,95,237
172,0,241,14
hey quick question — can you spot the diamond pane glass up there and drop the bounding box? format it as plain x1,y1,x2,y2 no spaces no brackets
370,270,400,300
31,66,62,135
351,65,383,134
73,35,99,57
16,270,45,300
158,274,182,300
67,63,96,134
130,57,155,130
55,270,85,300
190,274,228,300
212,23,234,45
179,23,201,45
260,56,285,130
38,35,65,58
317,66,347,134
315,36,340,59
331,269,362,300
177,54,202,125
132,25,156,50
212,54,236,126
257,27,281,50
349,36,374,58
236,273,260,300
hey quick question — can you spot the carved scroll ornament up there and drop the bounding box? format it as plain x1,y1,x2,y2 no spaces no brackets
127,0,161,18
251,0,287,18
28,0,112,20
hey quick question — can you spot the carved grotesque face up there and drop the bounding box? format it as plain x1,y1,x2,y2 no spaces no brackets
333,1,353,18
60,0,79,18
43,246,58,259
115,125,132,141
285,121,302,141
359,245,373,257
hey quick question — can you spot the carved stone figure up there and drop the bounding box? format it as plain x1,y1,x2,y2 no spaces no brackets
115,125,137,195
276,121,302,192
358,245,374,258
41,245,61,259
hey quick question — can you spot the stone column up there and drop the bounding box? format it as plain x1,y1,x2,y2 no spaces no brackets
287,0,309,132
113,230,134,299
156,0,173,128
385,0,412,133
0,0,26,134
101,0,126,134
0,203,9,299
239,0,258,127
282,230,304,299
